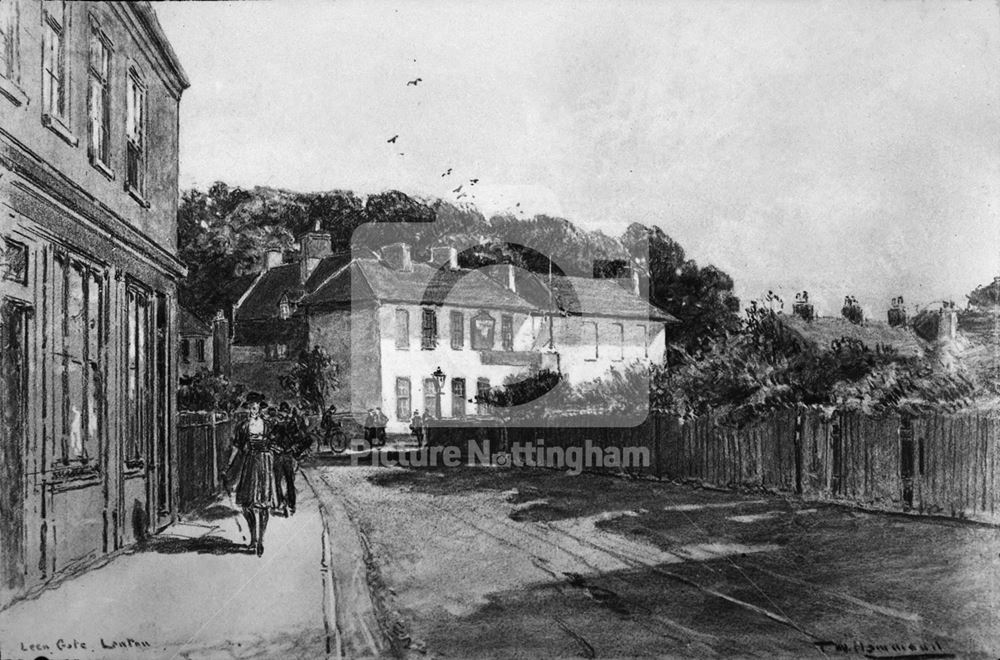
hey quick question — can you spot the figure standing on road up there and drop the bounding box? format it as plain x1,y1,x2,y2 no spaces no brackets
272,402,299,517
364,408,376,446
410,410,424,448
374,407,388,445
231,393,278,557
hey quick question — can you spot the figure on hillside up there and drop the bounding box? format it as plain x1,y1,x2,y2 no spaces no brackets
229,392,278,557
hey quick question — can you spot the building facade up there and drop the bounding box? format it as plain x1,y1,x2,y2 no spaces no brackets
0,1,187,605
178,307,212,379
233,237,674,434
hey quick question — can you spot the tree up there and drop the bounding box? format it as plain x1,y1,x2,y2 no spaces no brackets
279,346,340,413
623,223,741,355
177,369,247,413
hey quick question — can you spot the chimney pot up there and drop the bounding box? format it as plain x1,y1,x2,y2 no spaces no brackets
429,246,458,270
263,247,283,272
299,229,332,283
380,243,413,271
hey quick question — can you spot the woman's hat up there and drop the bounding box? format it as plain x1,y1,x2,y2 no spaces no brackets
244,391,269,409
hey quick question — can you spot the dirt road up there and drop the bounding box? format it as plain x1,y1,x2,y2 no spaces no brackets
307,460,1000,659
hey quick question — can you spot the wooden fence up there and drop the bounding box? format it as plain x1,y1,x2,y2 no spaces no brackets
426,409,1000,524
177,412,236,514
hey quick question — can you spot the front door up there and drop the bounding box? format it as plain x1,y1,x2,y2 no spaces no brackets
0,300,29,596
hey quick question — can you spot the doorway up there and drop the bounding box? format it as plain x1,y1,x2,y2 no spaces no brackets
0,300,30,594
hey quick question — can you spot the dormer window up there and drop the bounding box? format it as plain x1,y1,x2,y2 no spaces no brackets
278,294,292,320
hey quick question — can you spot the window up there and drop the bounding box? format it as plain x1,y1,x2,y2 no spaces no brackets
180,338,190,363
126,285,150,468
395,377,411,420
501,314,514,351
41,1,67,122
1,237,26,284
0,0,20,84
471,311,495,350
265,343,288,361
195,338,206,363
636,324,648,358
450,310,464,349
476,378,491,416
88,17,112,171
278,295,291,320
611,323,624,361
395,308,409,349
421,308,437,350
451,378,466,418
53,255,103,469
423,378,440,418
126,66,146,199
583,322,598,360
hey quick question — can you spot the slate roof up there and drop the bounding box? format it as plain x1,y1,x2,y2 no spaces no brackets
235,264,303,321
179,307,211,336
303,259,536,311
780,314,924,358
482,267,675,322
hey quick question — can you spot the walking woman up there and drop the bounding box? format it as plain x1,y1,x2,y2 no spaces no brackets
231,392,278,556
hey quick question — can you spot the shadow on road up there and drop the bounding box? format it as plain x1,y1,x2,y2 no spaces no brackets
137,535,253,556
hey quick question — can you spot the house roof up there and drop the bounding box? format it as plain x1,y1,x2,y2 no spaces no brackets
235,264,304,321
303,259,536,311
179,307,211,336
218,273,259,308
780,314,924,358
486,267,675,322
548,275,675,322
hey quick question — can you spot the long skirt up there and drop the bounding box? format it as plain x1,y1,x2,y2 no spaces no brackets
235,449,278,509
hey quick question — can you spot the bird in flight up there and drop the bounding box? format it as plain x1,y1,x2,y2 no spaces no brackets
407,78,422,86
457,193,468,200
387,135,398,143
398,152,405,156
452,184,463,193
441,168,452,177
469,178,479,185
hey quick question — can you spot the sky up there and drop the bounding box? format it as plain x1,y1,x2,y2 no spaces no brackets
156,0,1000,319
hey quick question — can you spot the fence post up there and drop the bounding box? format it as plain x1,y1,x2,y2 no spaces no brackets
210,411,219,494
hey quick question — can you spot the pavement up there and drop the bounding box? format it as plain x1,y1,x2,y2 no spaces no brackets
0,471,385,660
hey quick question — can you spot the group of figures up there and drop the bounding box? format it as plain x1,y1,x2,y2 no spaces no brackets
225,393,313,557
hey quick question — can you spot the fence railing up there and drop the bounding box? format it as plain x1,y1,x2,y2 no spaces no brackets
177,411,236,514
425,408,1000,524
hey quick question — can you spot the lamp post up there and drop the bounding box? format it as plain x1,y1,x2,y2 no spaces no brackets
432,366,445,418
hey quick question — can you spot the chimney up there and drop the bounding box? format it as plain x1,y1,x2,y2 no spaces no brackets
299,220,332,283
504,264,516,294
212,310,231,377
380,243,413,272
262,246,283,272
624,269,640,296
887,296,907,328
940,302,957,340
429,246,458,270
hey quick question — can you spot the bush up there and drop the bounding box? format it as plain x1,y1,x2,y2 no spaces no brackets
178,370,246,412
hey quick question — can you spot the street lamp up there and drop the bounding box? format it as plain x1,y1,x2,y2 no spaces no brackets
432,366,445,418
